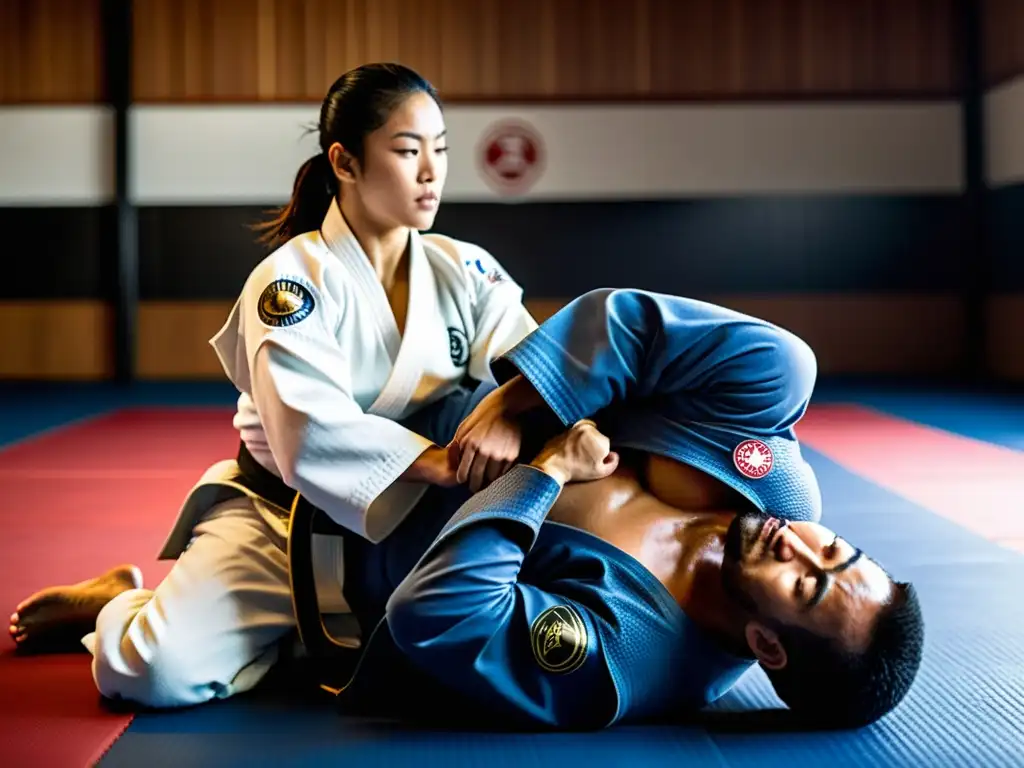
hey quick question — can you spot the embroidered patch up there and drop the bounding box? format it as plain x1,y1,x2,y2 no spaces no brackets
530,604,588,675
733,439,774,479
257,279,314,328
448,327,469,367
485,268,505,284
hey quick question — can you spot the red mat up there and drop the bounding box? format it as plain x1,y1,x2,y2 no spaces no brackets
797,404,1024,553
0,408,235,767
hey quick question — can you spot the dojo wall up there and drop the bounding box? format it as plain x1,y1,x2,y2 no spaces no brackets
983,0,1024,382
0,0,1014,381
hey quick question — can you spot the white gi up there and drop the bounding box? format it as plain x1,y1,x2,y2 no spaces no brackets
85,199,537,708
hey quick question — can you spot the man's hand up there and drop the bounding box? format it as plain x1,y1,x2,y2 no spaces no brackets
530,419,620,487
400,446,459,487
448,375,543,493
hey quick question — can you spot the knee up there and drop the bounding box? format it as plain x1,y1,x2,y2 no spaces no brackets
91,594,223,709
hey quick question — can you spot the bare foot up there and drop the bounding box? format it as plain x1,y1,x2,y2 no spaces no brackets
8,564,143,654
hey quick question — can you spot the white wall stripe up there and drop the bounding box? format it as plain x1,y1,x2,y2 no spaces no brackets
128,102,963,205
0,102,965,204
0,107,114,205
985,73,1024,188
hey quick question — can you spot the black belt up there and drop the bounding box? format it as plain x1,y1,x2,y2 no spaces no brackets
235,442,357,662
235,442,298,513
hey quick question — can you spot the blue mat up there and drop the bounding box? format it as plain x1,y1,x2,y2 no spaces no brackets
98,422,1024,767
0,382,236,449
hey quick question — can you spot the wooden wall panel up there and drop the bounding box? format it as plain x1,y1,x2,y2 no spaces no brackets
0,0,104,103
136,302,228,379
132,296,973,380
0,296,1008,381
987,295,1024,381
0,302,112,379
985,0,1024,86
132,0,962,103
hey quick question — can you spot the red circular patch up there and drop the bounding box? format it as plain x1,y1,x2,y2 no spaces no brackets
733,439,774,479
478,120,545,195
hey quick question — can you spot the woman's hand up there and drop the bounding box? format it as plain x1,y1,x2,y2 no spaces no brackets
400,445,459,487
530,420,620,487
448,375,543,493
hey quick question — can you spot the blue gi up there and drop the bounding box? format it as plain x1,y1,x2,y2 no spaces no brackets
336,288,822,730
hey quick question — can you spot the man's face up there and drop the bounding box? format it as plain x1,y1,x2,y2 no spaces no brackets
722,511,894,654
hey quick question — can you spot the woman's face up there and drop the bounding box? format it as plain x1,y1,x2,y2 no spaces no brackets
337,91,449,232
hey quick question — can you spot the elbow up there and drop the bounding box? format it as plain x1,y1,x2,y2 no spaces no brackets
773,327,818,405
269,440,307,495
276,453,300,489
747,323,819,425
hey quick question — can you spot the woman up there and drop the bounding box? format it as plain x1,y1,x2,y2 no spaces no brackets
8,63,536,709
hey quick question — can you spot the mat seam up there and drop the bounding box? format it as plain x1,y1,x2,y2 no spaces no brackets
0,409,117,453
85,713,135,768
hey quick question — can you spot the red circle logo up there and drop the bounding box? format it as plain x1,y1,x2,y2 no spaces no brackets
478,120,544,195
733,439,774,479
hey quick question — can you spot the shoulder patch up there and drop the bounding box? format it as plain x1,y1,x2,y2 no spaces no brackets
258,278,315,328
448,327,469,367
733,438,774,479
531,604,588,675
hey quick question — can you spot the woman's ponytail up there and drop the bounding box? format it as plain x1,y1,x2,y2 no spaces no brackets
253,152,336,250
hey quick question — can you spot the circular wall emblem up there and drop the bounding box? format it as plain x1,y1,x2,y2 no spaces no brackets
733,439,774,479
478,120,545,196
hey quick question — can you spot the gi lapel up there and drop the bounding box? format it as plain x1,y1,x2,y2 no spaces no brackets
321,200,403,364
368,229,438,419
320,200,436,421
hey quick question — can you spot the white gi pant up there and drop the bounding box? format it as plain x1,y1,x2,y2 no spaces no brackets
82,496,349,709
82,383,490,709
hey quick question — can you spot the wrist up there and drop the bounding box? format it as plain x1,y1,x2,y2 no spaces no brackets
501,375,544,416
529,458,569,487
401,445,442,483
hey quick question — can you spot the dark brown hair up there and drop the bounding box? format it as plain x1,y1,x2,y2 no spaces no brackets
253,63,440,250
765,581,924,728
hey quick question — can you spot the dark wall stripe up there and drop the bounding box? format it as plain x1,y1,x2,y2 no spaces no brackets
0,207,113,299
0,197,974,301
988,181,1024,289
127,198,969,301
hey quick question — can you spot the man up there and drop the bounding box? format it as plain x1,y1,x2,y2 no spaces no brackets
317,288,924,730
9,289,923,730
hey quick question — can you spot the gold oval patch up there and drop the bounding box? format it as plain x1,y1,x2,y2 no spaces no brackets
257,279,314,327
530,604,588,675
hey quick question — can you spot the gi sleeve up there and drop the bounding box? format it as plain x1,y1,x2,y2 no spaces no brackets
385,465,618,730
212,273,433,543
459,242,539,384
494,288,817,438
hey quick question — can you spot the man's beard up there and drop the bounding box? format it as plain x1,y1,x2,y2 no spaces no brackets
724,509,772,565
721,510,772,614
